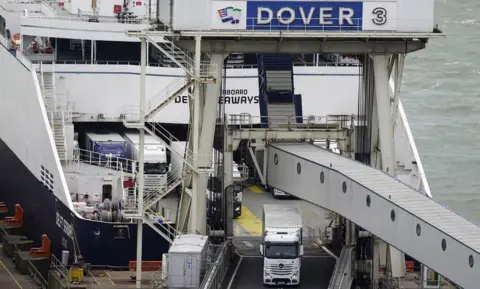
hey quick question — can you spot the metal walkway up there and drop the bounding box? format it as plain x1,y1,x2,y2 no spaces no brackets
266,143,480,289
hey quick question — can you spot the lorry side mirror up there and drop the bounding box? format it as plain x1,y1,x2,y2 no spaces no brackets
299,245,304,256
260,245,264,255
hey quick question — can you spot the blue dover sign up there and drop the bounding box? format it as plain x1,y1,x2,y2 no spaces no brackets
246,1,393,31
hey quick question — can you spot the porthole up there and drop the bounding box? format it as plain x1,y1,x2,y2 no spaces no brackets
390,209,395,222
469,255,474,268
342,181,347,193
297,162,301,174
320,171,325,184
441,239,447,251
274,154,278,165
416,224,421,236
366,195,371,207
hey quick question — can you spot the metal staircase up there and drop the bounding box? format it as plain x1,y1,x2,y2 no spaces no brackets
150,267,165,289
122,38,217,242
257,54,303,127
122,122,211,240
124,38,217,122
39,62,69,162
328,245,355,289
155,42,190,68
145,77,195,120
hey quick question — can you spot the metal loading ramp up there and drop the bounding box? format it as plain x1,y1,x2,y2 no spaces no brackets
266,143,480,289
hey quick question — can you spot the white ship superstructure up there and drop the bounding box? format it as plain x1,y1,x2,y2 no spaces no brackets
2,0,475,288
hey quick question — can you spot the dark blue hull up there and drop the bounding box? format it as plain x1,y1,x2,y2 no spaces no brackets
0,138,170,266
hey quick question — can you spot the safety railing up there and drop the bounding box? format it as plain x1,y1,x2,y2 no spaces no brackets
64,148,137,175
123,166,191,215
328,245,355,289
51,254,69,284
146,123,213,170
22,14,150,24
145,207,179,240
30,59,361,68
130,77,194,120
140,17,439,35
199,241,234,289
143,168,191,208
51,254,100,288
28,264,48,289
150,266,165,288
227,114,353,130
148,40,217,82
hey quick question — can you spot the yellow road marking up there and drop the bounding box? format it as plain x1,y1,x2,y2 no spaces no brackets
249,185,264,194
0,259,22,289
236,205,262,236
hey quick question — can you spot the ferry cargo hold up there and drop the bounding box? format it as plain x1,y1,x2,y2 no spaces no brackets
84,132,128,158
123,132,169,189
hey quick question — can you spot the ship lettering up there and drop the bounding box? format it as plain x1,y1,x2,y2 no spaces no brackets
175,92,259,104
56,212,74,240
219,96,259,104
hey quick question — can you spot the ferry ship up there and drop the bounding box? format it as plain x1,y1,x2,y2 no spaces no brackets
0,0,431,268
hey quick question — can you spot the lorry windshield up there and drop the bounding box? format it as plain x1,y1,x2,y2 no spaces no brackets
144,163,168,174
265,243,298,259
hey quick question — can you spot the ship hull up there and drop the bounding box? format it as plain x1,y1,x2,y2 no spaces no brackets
0,137,170,267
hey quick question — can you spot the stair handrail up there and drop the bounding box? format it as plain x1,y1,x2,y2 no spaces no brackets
124,165,191,213
146,37,197,80
60,111,68,160
145,207,179,239
227,114,352,131
144,76,194,119
28,259,48,289
146,123,211,172
327,245,355,289
142,167,192,208
150,267,165,288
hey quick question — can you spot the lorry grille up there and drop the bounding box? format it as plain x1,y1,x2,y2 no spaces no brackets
269,264,294,275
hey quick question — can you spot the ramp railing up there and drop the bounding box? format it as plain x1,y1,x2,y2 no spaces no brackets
199,241,234,289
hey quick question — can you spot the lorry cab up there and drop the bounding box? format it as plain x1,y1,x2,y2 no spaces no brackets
261,204,303,286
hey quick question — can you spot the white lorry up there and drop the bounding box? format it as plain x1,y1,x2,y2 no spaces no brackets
123,132,169,190
260,204,303,286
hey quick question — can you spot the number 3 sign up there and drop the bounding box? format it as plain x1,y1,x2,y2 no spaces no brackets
362,2,396,31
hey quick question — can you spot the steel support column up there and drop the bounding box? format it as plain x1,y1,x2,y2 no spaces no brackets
224,124,234,237
372,54,405,279
190,36,203,233
190,52,225,234
135,37,147,289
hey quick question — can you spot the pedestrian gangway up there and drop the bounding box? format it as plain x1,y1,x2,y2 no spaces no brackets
266,142,480,289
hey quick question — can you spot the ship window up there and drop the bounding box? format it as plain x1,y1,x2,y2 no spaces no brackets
102,184,112,201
